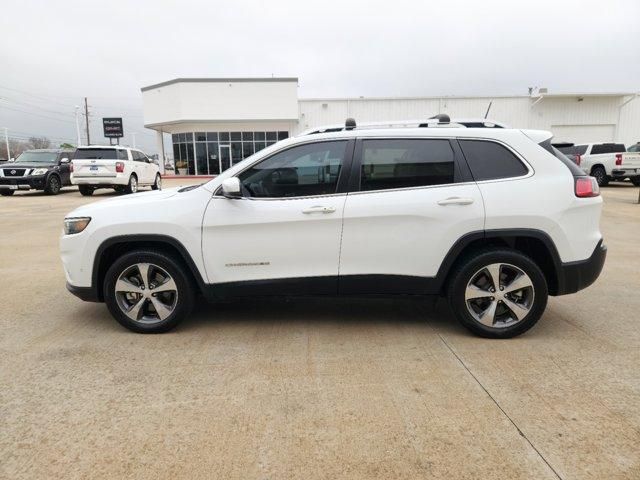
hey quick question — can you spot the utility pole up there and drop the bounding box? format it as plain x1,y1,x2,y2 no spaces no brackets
74,106,82,146
84,97,90,145
3,127,9,160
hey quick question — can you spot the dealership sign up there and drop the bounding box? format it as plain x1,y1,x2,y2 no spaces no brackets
103,117,124,138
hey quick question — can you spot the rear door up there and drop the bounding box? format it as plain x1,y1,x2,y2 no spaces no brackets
338,137,485,294
73,148,119,178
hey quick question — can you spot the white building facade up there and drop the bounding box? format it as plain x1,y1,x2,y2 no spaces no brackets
141,78,640,175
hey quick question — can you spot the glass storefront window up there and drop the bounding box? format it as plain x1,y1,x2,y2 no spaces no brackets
230,132,241,141
195,132,207,142
219,132,230,142
254,132,265,141
242,132,253,141
266,132,277,141
207,142,219,174
196,142,207,175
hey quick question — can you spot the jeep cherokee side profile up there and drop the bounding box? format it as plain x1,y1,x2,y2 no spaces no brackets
60,118,606,338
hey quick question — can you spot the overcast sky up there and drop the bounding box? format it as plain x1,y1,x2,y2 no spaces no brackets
1,0,639,155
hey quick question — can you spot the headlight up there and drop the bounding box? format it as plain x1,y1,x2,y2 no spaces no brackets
32,168,49,175
64,217,91,235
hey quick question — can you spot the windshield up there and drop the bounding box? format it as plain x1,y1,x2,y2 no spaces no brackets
15,151,58,163
75,149,118,160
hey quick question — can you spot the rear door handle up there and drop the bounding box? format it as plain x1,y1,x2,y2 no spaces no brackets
437,197,474,206
302,206,336,214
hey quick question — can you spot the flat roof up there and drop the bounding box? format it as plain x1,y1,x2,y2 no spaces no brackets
299,92,638,102
141,77,299,92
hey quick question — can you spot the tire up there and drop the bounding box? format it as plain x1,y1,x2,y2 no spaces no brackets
125,175,138,194
103,250,195,333
113,186,125,193
447,249,548,338
152,174,162,190
44,174,61,195
591,166,609,187
78,185,94,196
1,190,15,196
631,177,640,187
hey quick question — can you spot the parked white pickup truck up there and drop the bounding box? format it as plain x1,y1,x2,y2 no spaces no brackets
559,143,640,186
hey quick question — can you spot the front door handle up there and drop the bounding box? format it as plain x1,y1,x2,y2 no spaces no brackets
302,206,336,214
437,197,474,206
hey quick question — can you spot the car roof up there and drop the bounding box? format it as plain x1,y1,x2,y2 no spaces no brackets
23,148,69,153
77,145,129,150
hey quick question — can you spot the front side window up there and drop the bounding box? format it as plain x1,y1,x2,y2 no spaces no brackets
360,139,455,191
238,141,347,198
459,140,528,181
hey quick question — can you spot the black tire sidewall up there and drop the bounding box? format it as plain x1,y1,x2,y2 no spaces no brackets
45,175,61,195
592,167,608,186
448,249,548,339
152,174,161,190
126,175,137,194
1,190,14,196
79,185,94,196
103,250,194,333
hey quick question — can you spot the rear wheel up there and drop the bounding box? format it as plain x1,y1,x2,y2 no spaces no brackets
447,249,548,338
78,185,94,196
44,175,61,195
591,166,609,187
631,177,640,186
125,175,138,194
0,190,14,196
103,250,195,333
152,174,162,190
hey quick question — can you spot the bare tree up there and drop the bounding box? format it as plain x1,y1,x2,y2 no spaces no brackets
28,136,51,149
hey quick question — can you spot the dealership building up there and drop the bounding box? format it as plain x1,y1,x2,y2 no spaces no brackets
141,77,640,175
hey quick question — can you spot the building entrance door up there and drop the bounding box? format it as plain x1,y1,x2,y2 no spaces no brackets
219,145,232,172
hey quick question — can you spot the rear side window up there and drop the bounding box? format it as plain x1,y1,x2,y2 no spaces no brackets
459,140,528,181
360,139,455,191
74,149,117,160
591,143,625,154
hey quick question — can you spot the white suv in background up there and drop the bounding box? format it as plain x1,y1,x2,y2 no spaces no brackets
71,146,161,195
60,117,606,338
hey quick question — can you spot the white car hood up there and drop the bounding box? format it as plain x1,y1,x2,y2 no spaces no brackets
66,186,183,217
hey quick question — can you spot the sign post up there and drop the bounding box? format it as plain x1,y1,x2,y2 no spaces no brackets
102,118,123,145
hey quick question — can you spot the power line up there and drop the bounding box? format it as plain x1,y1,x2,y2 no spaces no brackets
0,84,78,108
0,105,76,124
0,97,76,118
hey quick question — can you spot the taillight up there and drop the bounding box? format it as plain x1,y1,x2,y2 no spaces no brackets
115,162,124,173
575,154,581,166
615,154,622,166
575,177,600,198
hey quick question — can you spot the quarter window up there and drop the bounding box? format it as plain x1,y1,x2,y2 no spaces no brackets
360,139,455,191
238,141,347,198
117,149,129,160
459,140,528,181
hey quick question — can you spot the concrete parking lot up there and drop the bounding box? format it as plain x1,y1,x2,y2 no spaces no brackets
0,179,639,479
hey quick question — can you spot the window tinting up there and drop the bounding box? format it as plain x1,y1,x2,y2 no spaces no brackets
238,141,347,198
459,140,528,181
591,143,625,155
74,148,118,160
360,139,455,191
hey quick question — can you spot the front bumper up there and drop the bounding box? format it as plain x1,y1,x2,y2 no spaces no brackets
556,239,607,295
0,176,46,191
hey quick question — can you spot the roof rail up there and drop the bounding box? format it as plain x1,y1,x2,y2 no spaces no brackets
299,116,508,136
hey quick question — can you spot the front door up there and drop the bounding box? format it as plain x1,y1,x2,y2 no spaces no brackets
202,139,353,295
338,137,485,294
219,145,231,172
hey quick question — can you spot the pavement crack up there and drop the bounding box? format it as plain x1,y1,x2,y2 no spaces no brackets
438,334,564,480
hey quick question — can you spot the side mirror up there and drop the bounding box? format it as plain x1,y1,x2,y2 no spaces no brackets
60,158,70,164
221,177,242,198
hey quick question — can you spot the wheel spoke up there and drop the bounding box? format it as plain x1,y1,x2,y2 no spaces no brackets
502,297,530,321
153,277,177,294
115,278,144,294
485,264,502,291
137,263,150,289
150,297,172,320
478,299,498,327
504,273,533,294
465,284,492,301
127,297,146,321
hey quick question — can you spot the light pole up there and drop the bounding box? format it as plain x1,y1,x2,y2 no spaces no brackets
74,106,82,146
4,127,9,160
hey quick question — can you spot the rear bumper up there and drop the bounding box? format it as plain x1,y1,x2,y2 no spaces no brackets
71,173,126,186
611,169,640,178
556,239,607,295
66,282,101,302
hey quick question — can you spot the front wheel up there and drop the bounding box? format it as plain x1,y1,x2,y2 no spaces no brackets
0,190,15,196
447,249,548,338
125,175,138,194
151,174,162,190
44,175,61,195
78,185,94,196
103,250,195,333
591,166,609,187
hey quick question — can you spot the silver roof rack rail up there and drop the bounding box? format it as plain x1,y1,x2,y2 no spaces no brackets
299,116,508,136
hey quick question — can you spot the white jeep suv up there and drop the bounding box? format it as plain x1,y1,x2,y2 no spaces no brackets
71,145,162,195
60,117,606,338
